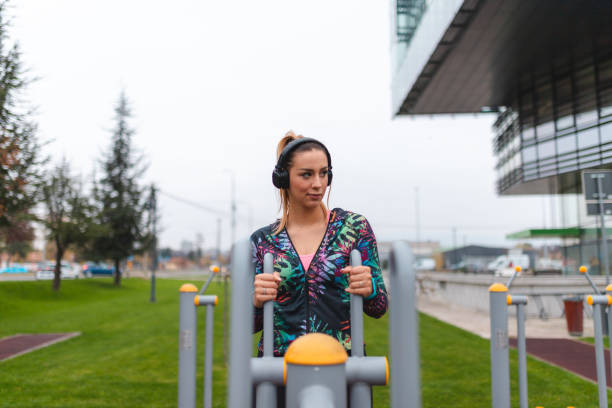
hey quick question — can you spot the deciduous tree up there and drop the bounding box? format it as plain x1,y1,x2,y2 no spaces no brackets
41,159,94,291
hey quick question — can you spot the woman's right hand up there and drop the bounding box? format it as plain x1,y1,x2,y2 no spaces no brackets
253,272,281,308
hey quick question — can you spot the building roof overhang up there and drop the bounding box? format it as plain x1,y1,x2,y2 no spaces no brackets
506,228,612,240
393,0,612,115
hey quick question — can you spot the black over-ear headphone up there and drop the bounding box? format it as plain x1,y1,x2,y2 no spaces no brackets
272,137,333,189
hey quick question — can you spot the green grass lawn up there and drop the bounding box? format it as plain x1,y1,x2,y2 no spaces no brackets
0,277,609,407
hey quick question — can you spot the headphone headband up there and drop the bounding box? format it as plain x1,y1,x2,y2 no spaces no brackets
275,137,331,171
272,137,333,189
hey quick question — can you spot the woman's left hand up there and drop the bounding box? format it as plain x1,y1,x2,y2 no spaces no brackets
341,265,373,298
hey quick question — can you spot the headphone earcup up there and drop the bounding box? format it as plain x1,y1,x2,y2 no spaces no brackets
272,168,290,189
327,169,333,186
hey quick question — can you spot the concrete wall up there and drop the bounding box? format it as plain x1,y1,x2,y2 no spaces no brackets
417,272,608,319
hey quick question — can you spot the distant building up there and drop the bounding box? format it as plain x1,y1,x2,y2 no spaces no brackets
442,245,507,273
378,240,440,268
180,240,194,255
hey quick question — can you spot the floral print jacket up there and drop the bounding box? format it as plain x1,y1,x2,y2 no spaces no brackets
250,208,388,356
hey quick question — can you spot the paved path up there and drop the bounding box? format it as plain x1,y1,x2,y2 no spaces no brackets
0,333,80,361
508,338,611,387
418,296,594,339
418,296,610,387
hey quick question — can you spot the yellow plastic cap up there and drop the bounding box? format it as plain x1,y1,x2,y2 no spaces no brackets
587,295,594,306
489,283,508,292
214,296,218,306
608,295,612,305
211,265,220,273
194,296,200,306
507,295,512,305
606,284,612,292
579,266,587,274
515,266,521,273
284,333,348,366
385,356,389,385
180,283,198,293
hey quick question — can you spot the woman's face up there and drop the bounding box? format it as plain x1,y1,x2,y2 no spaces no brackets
287,149,329,209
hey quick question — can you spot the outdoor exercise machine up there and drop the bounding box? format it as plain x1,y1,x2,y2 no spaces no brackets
178,265,220,408
489,265,612,408
226,239,421,408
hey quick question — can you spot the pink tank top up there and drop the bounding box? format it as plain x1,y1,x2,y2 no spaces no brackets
298,210,331,271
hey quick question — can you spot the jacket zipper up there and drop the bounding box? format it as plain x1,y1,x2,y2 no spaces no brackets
285,210,333,334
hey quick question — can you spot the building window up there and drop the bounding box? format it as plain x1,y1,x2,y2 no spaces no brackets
557,133,576,155
577,127,599,149
522,145,537,163
396,0,427,45
601,121,612,144
538,139,556,159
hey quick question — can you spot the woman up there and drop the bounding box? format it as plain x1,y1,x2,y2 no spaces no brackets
250,131,388,359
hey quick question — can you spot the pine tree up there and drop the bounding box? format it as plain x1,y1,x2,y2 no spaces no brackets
0,0,43,248
93,91,147,286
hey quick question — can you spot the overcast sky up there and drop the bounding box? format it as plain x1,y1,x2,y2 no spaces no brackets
10,0,553,250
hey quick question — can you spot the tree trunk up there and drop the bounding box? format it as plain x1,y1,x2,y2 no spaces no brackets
52,249,64,291
114,258,121,286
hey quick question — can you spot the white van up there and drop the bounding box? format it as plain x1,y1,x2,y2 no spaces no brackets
488,253,529,277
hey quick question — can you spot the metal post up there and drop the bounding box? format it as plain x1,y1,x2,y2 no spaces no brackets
596,176,610,284
389,241,421,408
588,295,610,408
150,185,158,303
178,284,198,408
580,266,601,294
256,253,276,408
505,266,521,290
227,240,253,408
517,303,527,408
607,284,612,382
204,304,214,408
349,249,370,408
489,283,510,408
508,295,529,408
285,333,347,408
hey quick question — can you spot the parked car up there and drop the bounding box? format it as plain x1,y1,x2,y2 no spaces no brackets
0,263,28,274
82,262,116,277
35,262,81,280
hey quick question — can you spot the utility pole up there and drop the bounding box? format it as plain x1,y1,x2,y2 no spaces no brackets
216,218,221,261
150,184,158,303
415,186,420,248
452,226,458,267
224,171,236,365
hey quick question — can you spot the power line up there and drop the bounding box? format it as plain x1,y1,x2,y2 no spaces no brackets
158,190,228,217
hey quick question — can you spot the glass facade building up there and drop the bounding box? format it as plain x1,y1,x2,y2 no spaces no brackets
390,0,612,272
494,52,612,195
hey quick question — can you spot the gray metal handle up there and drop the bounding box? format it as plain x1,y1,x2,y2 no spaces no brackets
389,241,421,408
256,253,277,408
349,249,371,408
350,249,364,357
263,253,274,356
